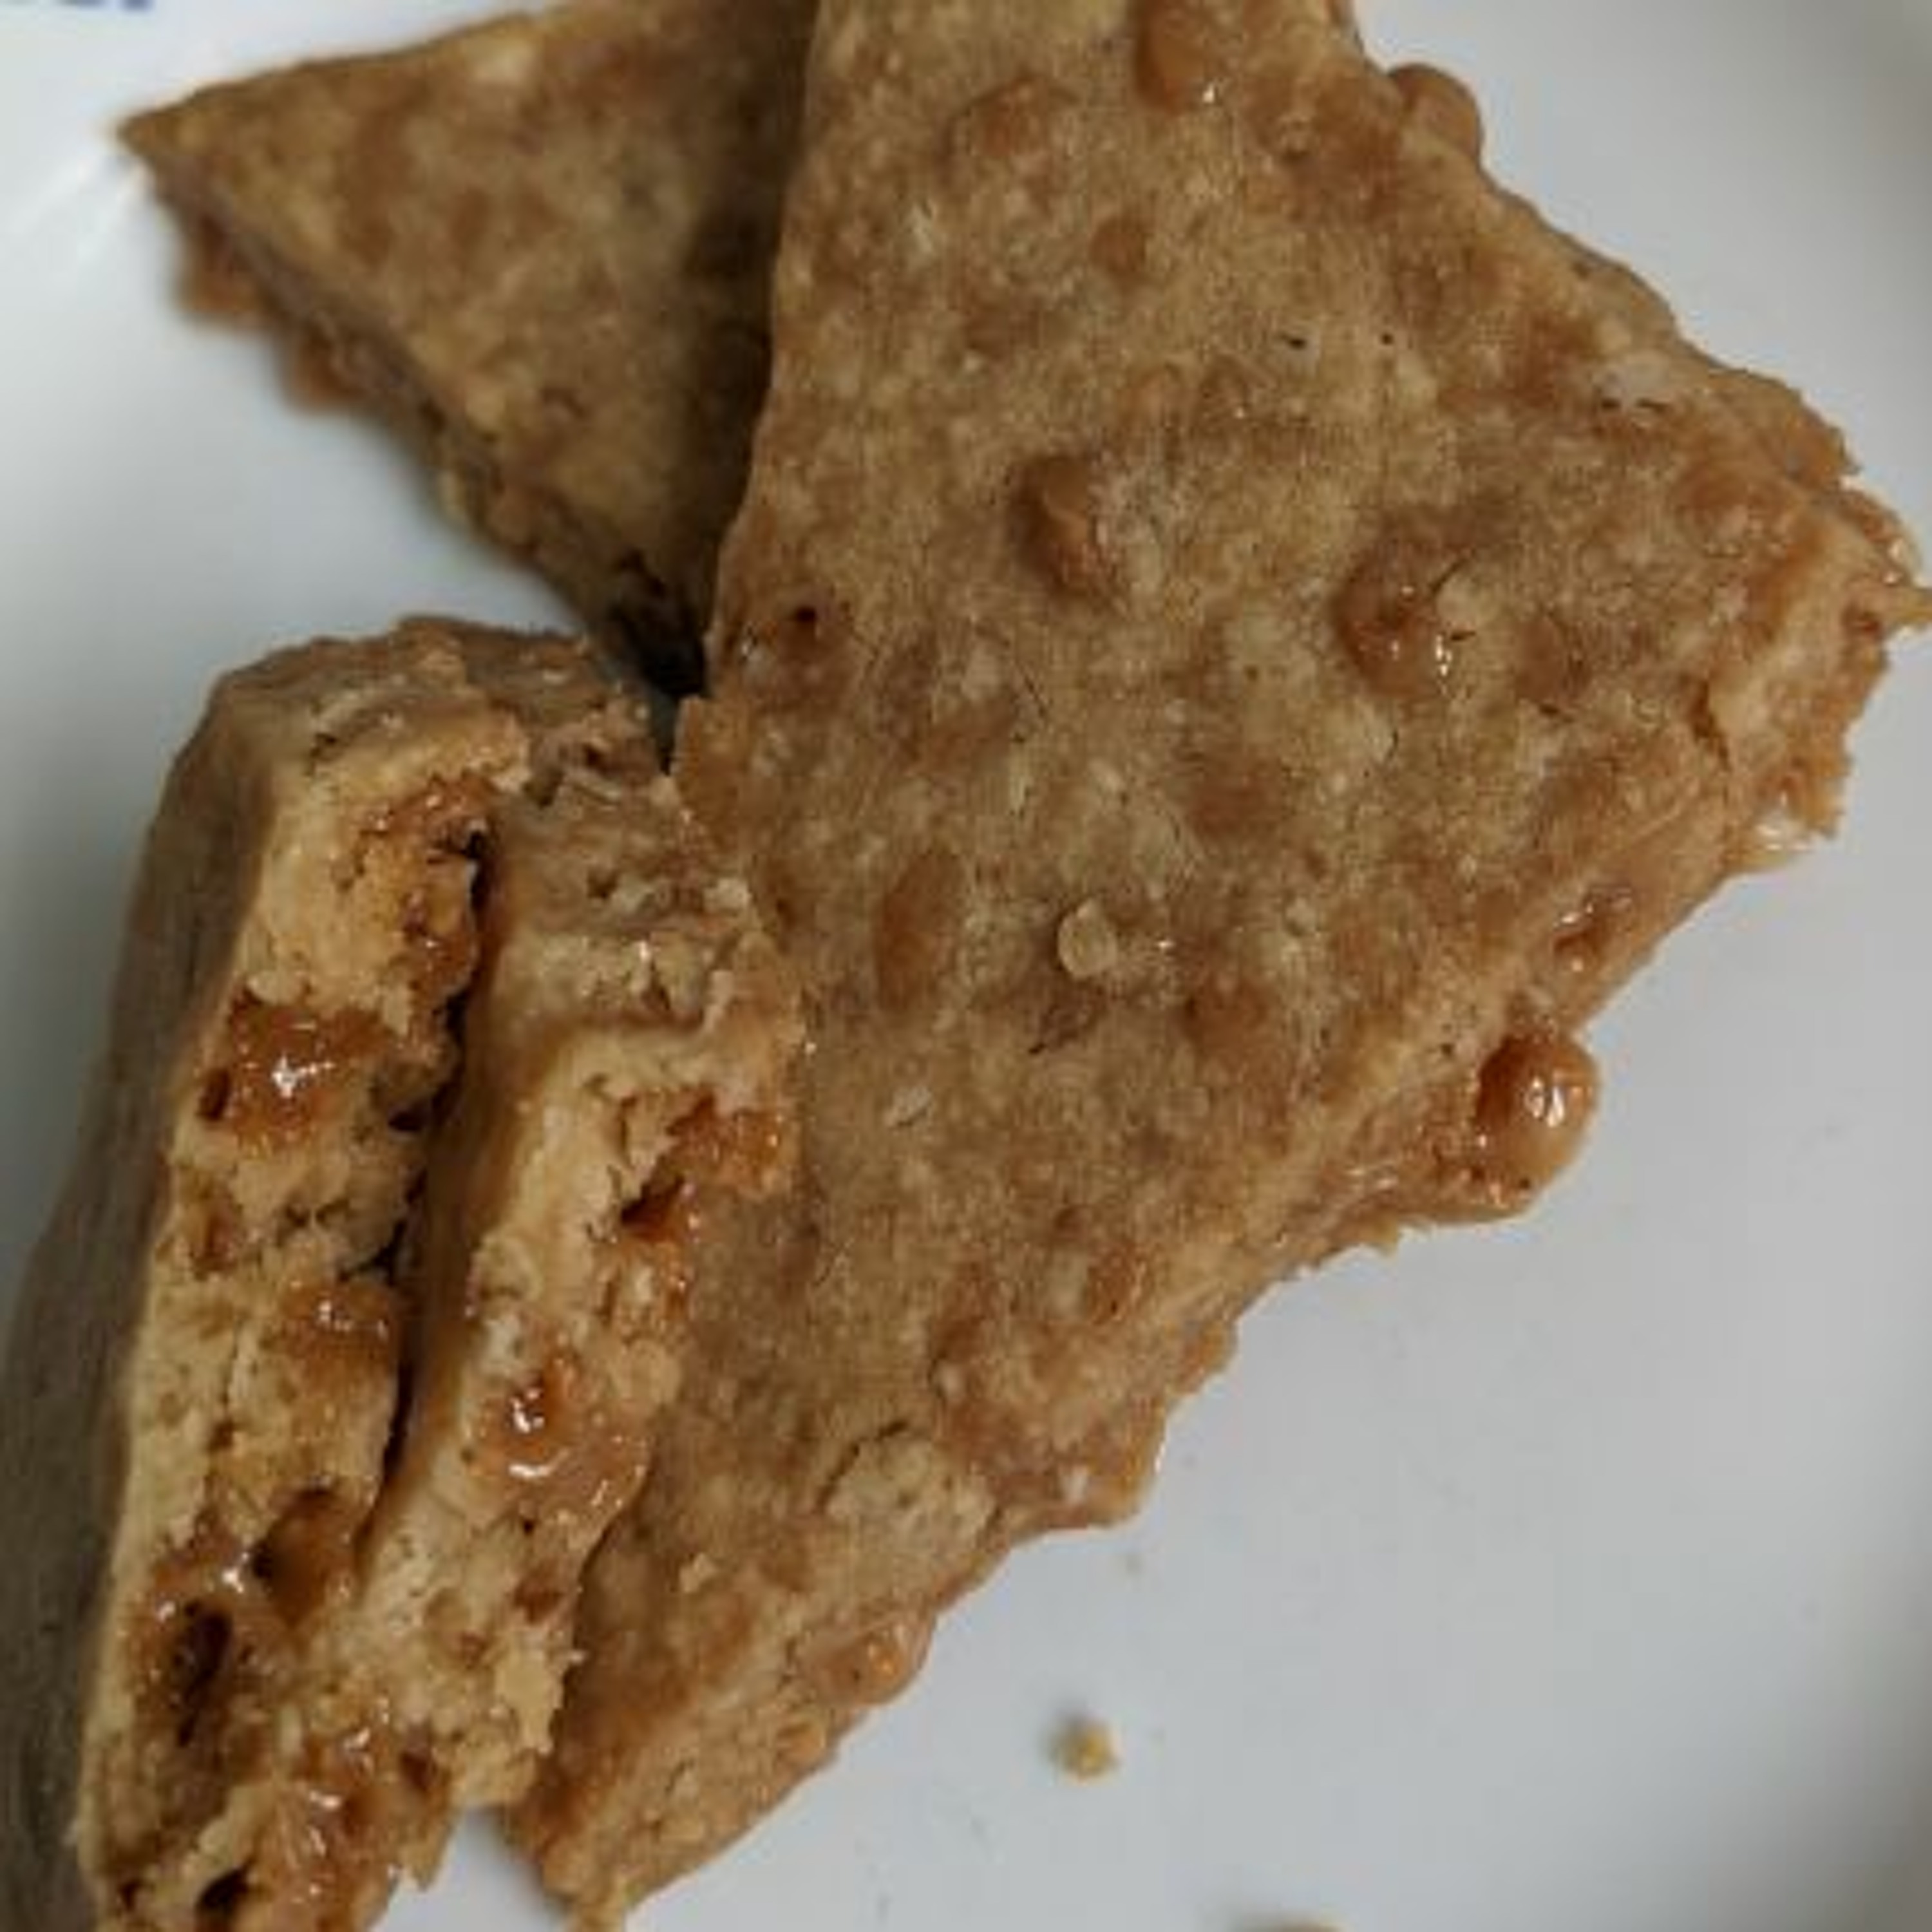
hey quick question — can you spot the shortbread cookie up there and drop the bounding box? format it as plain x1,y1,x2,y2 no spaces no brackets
0,625,797,1932
511,2,1927,1918
124,0,815,687
0,630,522,1932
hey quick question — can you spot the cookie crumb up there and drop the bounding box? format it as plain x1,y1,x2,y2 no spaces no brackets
1054,1716,1121,1781
1055,898,1122,983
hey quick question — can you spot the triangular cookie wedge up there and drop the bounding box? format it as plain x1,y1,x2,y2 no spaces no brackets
124,0,815,689
512,1,1927,1918
0,625,798,1932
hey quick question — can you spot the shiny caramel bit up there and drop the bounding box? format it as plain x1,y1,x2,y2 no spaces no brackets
140,1533,260,1738
254,1488,361,1625
1334,520,1470,699
289,1277,404,1381
359,777,493,998
1390,63,1484,160
498,1361,571,1486
261,1782,366,1910
486,1356,651,1524
1136,0,1229,115
150,1603,232,1742
199,999,383,1150
361,773,493,856
1468,1032,1599,1206
1016,452,1117,600
242,1719,413,1927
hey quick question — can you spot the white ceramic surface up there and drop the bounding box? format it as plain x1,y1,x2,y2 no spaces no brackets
3,5,1929,1929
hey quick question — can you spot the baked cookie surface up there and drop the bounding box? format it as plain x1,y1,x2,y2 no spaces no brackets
124,0,815,688
511,1,1927,1919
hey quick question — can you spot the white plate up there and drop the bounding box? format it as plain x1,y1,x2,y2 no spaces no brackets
3,5,1930,1929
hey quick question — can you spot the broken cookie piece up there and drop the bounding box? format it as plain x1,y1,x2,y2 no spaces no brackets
0,624,797,1932
511,0,1926,1919
123,0,815,688
0,627,522,1932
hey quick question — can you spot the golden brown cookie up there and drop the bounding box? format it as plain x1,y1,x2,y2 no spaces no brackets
124,0,815,688
510,3,1927,1920
0,624,798,1932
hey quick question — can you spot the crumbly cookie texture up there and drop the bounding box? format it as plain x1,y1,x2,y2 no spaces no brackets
0,627,522,1932
122,0,815,689
0,623,798,1932
511,1,1927,1919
